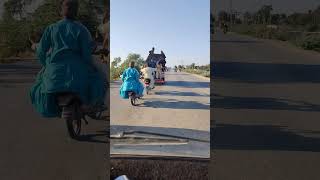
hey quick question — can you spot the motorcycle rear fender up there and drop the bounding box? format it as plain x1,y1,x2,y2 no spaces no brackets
56,93,80,106
144,79,151,84
128,91,135,96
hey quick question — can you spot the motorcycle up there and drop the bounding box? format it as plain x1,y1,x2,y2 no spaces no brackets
56,92,106,139
56,48,109,139
144,78,151,95
30,34,109,139
128,91,138,106
223,28,227,34
223,25,229,34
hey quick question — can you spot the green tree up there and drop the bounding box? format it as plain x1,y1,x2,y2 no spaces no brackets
122,53,145,72
218,11,230,23
243,11,252,24
3,0,25,20
189,63,195,69
111,57,121,67
110,53,145,80
0,0,99,59
257,5,273,24
110,57,122,80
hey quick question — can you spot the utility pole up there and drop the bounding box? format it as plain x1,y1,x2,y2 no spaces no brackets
229,0,233,29
269,0,273,25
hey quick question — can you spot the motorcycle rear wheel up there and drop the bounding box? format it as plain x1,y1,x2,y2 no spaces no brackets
130,96,136,106
146,86,150,95
63,103,81,139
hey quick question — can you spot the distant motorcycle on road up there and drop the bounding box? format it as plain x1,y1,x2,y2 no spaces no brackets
220,22,229,34
222,25,229,34
143,78,151,95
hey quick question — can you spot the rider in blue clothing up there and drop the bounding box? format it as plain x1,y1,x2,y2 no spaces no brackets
29,0,106,117
119,61,144,99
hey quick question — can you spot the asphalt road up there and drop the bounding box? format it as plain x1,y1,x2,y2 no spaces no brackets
0,61,108,180
110,71,210,139
212,30,320,180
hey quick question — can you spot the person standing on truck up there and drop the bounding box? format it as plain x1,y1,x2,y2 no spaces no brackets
148,57,157,79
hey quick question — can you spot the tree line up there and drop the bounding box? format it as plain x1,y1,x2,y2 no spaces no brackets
176,63,210,77
217,5,320,31
215,5,320,52
110,53,145,80
0,0,105,59
177,63,210,71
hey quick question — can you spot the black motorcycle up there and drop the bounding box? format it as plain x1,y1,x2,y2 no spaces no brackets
57,49,109,139
128,91,138,106
144,78,151,95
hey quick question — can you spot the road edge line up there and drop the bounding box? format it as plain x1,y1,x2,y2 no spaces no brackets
183,72,210,81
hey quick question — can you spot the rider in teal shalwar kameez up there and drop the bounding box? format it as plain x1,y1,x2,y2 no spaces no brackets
119,61,144,99
29,0,106,118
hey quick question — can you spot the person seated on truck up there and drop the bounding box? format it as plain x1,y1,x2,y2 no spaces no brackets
156,61,162,79
141,63,155,89
158,58,166,72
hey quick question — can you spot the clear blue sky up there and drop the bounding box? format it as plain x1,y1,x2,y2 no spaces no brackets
110,0,210,67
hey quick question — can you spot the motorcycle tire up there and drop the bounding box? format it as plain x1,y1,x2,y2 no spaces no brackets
63,103,81,139
130,96,136,106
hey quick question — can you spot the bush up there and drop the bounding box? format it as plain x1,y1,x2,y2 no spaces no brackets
274,27,293,41
0,47,15,59
110,54,145,80
183,68,210,78
299,34,320,51
306,24,319,32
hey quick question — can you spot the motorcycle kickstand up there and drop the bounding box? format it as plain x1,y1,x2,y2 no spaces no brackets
82,116,89,125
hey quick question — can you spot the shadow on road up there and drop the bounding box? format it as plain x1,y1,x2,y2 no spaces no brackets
78,130,109,144
154,91,209,97
213,93,320,112
111,125,210,141
212,62,320,83
164,81,209,88
211,123,320,152
141,99,209,110
0,79,35,84
0,63,40,75
0,62,40,85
